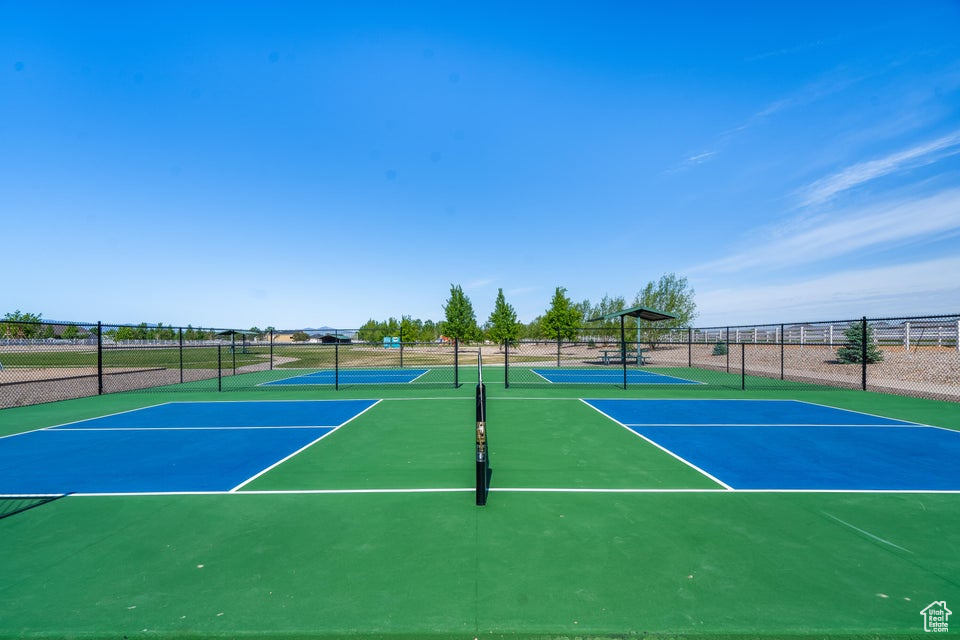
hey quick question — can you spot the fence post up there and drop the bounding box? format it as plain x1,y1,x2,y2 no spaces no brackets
556,328,562,368
725,327,730,373
231,332,236,375
620,316,627,390
97,321,103,395
269,329,274,370
687,327,692,367
741,342,746,390
904,321,910,352
218,344,222,392
454,338,460,388
179,327,184,384
957,319,960,353
335,341,339,391
399,325,404,368
780,324,785,381
861,316,868,391
504,340,510,389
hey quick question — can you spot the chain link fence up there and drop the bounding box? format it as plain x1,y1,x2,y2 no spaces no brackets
2,314,958,408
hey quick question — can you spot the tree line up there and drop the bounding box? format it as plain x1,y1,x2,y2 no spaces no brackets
0,311,274,343
357,273,699,347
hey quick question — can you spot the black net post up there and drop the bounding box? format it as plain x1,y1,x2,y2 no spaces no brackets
475,375,489,506
97,321,103,395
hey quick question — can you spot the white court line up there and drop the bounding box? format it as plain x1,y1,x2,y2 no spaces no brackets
406,369,431,383
579,399,735,491
530,369,553,383
228,399,383,492
55,425,344,431
39,487,960,497
0,402,176,441
622,423,928,428
795,399,960,434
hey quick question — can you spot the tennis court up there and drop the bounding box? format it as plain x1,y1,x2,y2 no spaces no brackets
1,371,959,639
0,400,378,494
533,368,702,385
261,369,430,386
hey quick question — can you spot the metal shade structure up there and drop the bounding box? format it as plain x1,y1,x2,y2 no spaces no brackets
587,305,677,389
587,304,677,324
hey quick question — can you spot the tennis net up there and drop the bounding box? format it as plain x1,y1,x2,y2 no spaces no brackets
475,352,490,505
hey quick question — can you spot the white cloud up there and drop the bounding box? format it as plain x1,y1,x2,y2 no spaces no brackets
464,278,495,289
665,150,718,174
691,188,960,275
695,256,960,325
799,130,960,207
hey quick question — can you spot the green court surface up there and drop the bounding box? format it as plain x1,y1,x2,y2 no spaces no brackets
1,376,959,639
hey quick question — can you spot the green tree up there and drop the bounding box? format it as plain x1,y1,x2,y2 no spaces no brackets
836,321,884,364
357,319,381,343
156,323,176,340
442,284,479,342
421,320,438,342
486,288,520,349
1,310,43,338
633,273,697,348
521,316,544,340
542,286,581,341
291,331,311,342
62,325,80,340
586,294,627,342
130,323,151,340
400,315,421,342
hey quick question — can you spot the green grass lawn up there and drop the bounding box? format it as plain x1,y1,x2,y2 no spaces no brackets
0,346,266,369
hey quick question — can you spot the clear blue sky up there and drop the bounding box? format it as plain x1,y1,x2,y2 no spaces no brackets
3,1,959,329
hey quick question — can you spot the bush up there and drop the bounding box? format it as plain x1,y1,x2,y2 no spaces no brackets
836,322,883,364
712,340,728,356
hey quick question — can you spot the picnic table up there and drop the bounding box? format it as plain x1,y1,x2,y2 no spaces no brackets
600,349,646,365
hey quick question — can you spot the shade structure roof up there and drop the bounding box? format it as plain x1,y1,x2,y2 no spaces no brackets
588,305,677,323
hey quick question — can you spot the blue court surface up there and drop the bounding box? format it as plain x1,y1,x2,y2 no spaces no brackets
533,368,699,384
585,399,960,491
0,400,378,495
262,368,429,385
